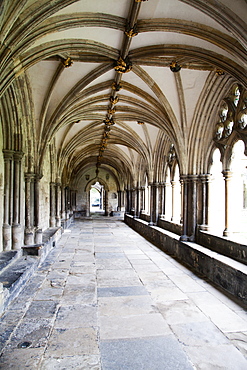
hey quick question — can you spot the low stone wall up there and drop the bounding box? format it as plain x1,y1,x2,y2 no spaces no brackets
157,218,182,235
197,230,247,266
125,214,247,305
139,213,150,222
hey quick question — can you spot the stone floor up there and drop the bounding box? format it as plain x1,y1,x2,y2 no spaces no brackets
0,217,247,369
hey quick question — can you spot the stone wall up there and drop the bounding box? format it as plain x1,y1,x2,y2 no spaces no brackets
125,214,247,305
197,230,247,265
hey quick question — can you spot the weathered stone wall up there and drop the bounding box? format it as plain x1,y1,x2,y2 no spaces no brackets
157,218,183,235
197,230,247,265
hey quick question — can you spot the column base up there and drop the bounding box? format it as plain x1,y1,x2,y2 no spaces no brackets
199,224,210,231
223,229,232,238
180,234,189,241
12,224,23,250
3,224,11,251
56,217,61,227
50,217,56,228
24,228,34,245
35,228,43,244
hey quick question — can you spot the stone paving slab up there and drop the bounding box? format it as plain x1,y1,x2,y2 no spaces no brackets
97,285,149,297
0,217,247,369
100,336,194,370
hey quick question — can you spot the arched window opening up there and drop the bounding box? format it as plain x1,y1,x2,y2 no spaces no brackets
208,149,225,234
90,182,104,213
172,164,181,223
165,168,172,220
230,140,247,242
144,174,149,213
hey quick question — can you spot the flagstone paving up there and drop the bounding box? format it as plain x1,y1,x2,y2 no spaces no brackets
0,217,247,369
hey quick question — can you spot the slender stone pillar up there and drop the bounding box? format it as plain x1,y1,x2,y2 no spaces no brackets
24,173,34,245
50,182,56,227
188,175,198,241
158,183,163,217
55,181,61,227
65,187,70,219
12,152,24,249
86,190,90,217
223,170,233,237
136,187,141,217
125,189,130,214
34,175,43,244
161,182,166,217
131,188,137,217
180,175,189,241
171,180,175,222
61,185,66,220
104,190,109,216
3,150,14,250
117,190,121,211
179,178,184,224
66,187,70,218
148,183,155,226
153,182,159,224
199,174,210,231
139,186,145,216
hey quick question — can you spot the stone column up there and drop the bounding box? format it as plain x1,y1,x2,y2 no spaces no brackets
199,174,210,231
65,187,70,219
12,152,23,249
148,183,155,226
158,183,163,217
161,182,166,217
171,180,175,222
180,175,189,241
188,175,198,241
86,190,90,217
104,190,109,216
131,188,137,217
61,185,66,220
139,186,145,216
55,181,61,227
34,175,43,244
125,189,130,214
2,150,14,250
117,190,121,211
153,182,159,224
136,187,140,218
24,173,34,245
222,170,233,237
50,182,56,227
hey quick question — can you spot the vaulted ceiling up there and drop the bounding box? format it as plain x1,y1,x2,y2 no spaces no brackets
0,0,246,185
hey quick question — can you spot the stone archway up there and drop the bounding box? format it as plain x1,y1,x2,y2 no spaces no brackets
85,178,110,216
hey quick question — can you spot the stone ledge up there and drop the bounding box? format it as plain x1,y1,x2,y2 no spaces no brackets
125,214,247,305
0,227,63,316
0,256,39,315
0,250,21,274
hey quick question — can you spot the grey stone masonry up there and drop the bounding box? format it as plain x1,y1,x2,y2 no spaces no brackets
0,216,247,369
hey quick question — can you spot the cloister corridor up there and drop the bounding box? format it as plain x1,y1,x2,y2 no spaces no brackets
0,215,246,369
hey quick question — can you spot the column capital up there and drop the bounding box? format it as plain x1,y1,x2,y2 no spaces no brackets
24,173,36,181
199,173,211,182
187,174,199,182
222,170,233,179
13,151,24,160
3,149,14,160
179,174,189,182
